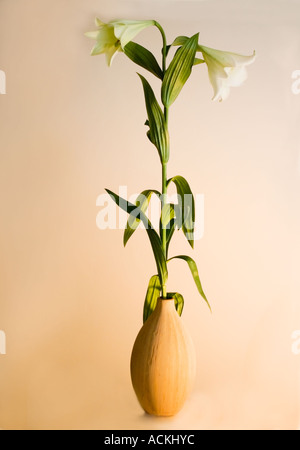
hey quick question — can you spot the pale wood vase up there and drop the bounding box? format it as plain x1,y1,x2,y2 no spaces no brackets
130,298,196,417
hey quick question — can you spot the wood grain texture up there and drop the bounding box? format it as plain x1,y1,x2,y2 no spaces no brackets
130,298,196,417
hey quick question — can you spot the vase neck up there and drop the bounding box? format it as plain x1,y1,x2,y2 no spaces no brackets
157,297,175,313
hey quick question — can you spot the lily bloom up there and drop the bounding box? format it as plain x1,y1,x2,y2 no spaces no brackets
112,19,155,49
85,18,155,66
199,45,256,102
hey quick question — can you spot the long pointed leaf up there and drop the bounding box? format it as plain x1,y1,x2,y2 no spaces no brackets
143,275,161,323
167,175,195,248
138,74,169,164
159,203,176,258
124,42,163,80
105,189,168,285
160,203,175,230
166,218,176,257
168,255,211,311
162,33,199,107
124,189,161,246
143,278,184,323
168,292,184,316
167,36,204,66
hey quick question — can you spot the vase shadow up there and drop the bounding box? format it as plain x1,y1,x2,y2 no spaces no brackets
132,390,217,430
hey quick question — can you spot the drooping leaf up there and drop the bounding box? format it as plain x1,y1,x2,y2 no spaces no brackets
160,203,175,230
166,217,176,257
144,120,154,146
166,36,204,66
105,189,168,285
147,229,168,287
165,204,183,257
168,292,184,316
161,33,199,107
138,74,170,164
159,203,176,258
143,275,161,323
143,279,184,323
168,255,211,311
167,175,195,248
124,189,161,247
166,36,188,56
124,42,163,80
171,36,189,47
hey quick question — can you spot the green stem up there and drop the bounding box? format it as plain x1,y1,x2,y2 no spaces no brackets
155,21,169,299
161,162,168,298
154,21,167,73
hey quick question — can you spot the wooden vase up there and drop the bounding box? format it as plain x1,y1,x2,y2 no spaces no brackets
130,297,196,417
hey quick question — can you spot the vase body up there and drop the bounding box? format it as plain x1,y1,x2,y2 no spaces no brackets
130,298,196,417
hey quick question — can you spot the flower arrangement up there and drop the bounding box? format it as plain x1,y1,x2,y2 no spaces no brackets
86,19,255,321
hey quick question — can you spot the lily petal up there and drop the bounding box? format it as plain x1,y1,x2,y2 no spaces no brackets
224,65,248,87
86,19,155,65
105,43,122,66
112,20,155,49
84,31,100,39
95,17,105,27
199,45,256,101
200,46,255,67
118,24,146,48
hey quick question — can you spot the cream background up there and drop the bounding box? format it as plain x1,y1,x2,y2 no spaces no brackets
0,0,300,430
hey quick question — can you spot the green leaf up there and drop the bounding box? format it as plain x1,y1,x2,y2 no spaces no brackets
143,275,161,323
167,175,195,248
124,189,161,247
168,255,211,311
164,203,182,256
166,36,188,55
167,36,204,66
168,292,184,316
138,74,170,164
143,279,184,323
194,58,205,66
171,36,189,47
166,217,176,257
160,203,175,229
124,42,163,80
105,189,168,285
159,203,177,258
161,33,199,107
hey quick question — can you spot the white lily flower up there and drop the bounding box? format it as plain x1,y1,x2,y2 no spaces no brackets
85,18,155,66
85,24,121,66
199,45,256,102
111,20,155,49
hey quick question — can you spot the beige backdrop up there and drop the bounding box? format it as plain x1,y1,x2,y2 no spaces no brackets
1,0,300,430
